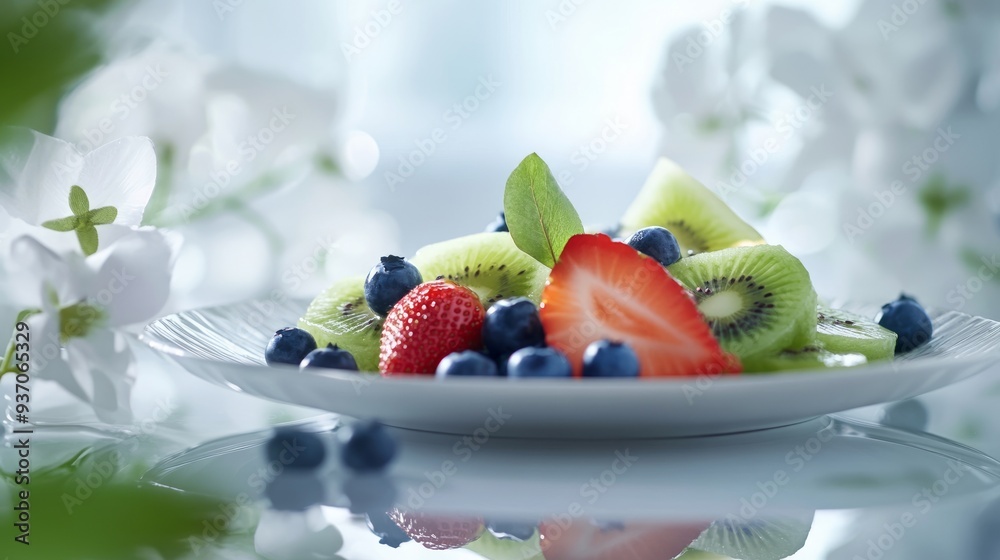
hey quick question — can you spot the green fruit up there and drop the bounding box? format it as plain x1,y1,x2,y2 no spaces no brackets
743,345,867,373
667,245,817,361
816,306,898,361
410,232,550,305
464,530,544,560
298,276,382,372
621,157,764,255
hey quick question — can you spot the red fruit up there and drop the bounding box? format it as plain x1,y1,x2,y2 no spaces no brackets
540,234,741,377
379,280,486,375
539,518,710,560
388,509,484,550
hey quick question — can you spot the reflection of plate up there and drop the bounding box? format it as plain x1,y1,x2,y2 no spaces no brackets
141,299,1000,438
144,416,1000,519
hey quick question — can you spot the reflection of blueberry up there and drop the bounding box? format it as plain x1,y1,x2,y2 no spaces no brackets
973,497,1000,559
340,421,398,472
266,428,326,469
265,471,325,511
341,475,397,514
591,520,625,532
488,519,538,541
879,399,929,432
367,511,411,548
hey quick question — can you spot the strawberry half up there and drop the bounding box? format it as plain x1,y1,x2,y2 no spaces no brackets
540,234,740,377
379,280,486,375
539,518,710,560
388,509,485,550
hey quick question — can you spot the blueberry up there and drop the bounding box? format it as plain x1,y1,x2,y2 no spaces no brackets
488,519,538,541
625,226,682,267
265,428,326,469
265,471,325,511
582,340,640,378
364,256,423,316
482,298,546,358
879,399,929,432
436,350,499,377
367,511,411,548
877,294,933,353
342,475,397,514
340,420,398,472
507,347,572,378
486,211,508,233
265,327,317,366
300,343,359,371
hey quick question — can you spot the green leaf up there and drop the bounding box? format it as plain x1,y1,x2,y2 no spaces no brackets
87,205,118,225
69,185,90,215
76,224,99,256
41,215,79,231
503,153,584,267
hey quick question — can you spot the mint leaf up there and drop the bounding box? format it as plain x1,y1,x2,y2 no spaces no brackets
69,185,90,215
76,224,99,256
41,215,79,232
503,153,583,267
87,205,118,225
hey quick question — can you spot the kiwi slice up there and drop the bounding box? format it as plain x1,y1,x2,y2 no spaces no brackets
691,512,814,560
743,345,867,373
409,232,550,305
621,157,764,255
667,245,817,360
298,276,382,372
816,305,897,361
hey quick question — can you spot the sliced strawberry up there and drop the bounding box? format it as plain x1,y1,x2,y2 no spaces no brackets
540,234,740,377
539,518,709,560
380,280,486,375
388,509,484,550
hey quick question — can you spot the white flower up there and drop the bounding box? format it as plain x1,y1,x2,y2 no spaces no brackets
54,43,342,226
3,227,177,423
0,127,156,255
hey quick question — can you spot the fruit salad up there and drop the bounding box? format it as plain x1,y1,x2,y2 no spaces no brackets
267,154,934,377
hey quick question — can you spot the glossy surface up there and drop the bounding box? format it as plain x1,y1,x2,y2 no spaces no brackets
141,299,1000,438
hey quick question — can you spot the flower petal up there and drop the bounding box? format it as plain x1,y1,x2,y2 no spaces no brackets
0,127,82,224
65,330,135,424
77,137,157,226
89,228,175,326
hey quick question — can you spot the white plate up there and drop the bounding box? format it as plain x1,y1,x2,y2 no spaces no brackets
140,299,1000,438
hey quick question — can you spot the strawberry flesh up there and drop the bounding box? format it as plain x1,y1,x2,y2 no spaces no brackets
540,234,740,377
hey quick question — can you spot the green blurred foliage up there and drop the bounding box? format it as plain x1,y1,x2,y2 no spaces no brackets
0,0,123,132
